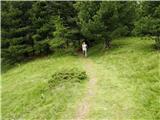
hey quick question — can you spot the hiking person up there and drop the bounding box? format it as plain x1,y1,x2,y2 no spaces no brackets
82,42,87,57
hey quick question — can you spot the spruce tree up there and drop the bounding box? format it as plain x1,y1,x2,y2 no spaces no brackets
134,1,160,49
1,1,33,63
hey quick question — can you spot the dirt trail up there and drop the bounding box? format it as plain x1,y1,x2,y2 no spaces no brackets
74,58,98,120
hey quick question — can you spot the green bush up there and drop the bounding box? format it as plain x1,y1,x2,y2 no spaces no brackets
48,68,87,88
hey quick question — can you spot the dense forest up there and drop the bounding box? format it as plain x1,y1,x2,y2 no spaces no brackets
1,1,160,64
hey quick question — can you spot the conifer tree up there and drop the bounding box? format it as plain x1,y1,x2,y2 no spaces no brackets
1,1,33,63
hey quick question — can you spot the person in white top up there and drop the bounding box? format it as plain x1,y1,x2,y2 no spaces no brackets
82,42,87,57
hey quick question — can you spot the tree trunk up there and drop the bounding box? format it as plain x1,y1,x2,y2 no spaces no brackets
78,39,81,46
67,39,70,48
104,39,111,49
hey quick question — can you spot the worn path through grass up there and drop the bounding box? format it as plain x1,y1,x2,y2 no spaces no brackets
74,57,135,120
2,37,159,120
74,58,98,120
74,37,159,120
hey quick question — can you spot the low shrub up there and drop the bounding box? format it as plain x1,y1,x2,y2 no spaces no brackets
48,68,87,88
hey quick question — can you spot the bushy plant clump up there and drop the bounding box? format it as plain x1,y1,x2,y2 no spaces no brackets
48,68,87,88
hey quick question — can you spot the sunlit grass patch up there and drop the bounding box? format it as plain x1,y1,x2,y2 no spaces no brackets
87,37,159,120
1,55,87,120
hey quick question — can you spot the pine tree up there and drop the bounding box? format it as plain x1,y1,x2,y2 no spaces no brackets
134,1,160,49
50,16,68,48
1,1,33,63
75,1,137,48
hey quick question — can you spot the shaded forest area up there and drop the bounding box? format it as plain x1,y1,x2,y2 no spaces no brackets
1,1,160,65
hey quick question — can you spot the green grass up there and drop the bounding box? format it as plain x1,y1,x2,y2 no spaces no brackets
87,37,160,120
2,37,160,120
2,55,88,120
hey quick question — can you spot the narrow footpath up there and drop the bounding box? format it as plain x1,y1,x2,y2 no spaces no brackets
74,58,98,120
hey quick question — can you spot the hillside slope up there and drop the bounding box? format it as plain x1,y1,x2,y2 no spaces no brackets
2,55,88,119
87,37,159,120
2,37,159,120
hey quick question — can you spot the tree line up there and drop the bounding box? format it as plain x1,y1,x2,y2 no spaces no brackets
1,1,160,64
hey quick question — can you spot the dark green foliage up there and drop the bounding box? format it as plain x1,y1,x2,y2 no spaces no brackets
134,1,160,49
74,1,137,48
1,1,78,64
48,68,87,88
1,1,33,62
50,16,68,49
1,1,160,66
29,1,55,55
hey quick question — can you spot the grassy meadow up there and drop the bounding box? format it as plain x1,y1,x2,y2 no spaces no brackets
2,55,88,119
87,37,160,120
1,37,160,120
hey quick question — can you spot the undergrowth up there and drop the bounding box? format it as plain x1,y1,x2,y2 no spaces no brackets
48,68,87,88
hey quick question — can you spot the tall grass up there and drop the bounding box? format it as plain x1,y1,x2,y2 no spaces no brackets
87,37,159,120
1,55,87,119
2,37,159,120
